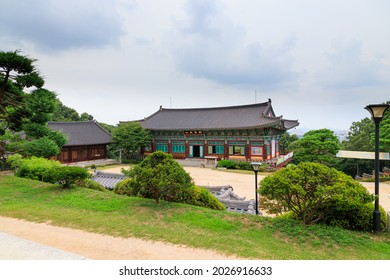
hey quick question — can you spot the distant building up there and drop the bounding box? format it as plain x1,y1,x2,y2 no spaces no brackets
135,99,299,162
48,121,112,163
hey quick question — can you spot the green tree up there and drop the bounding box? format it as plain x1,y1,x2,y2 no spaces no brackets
339,118,374,176
0,50,44,130
279,132,299,154
22,137,60,158
80,112,94,121
122,151,194,204
338,101,390,176
259,162,374,228
24,88,57,124
98,122,115,133
51,100,80,121
379,102,390,152
0,130,23,155
343,118,375,152
0,50,65,157
51,99,94,122
112,122,151,159
289,129,340,167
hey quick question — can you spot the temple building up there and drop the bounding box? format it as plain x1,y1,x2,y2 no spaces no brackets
48,121,112,163
137,99,299,163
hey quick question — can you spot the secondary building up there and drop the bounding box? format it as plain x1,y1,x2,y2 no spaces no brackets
137,99,299,163
48,121,112,163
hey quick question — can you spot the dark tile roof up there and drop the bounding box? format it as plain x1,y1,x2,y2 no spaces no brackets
48,121,112,146
202,185,257,215
91,171,125,190
139,99,299,131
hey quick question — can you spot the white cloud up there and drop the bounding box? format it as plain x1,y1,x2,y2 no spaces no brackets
1,0,389,130
165,0,298,90
319,38,389,89
0,0,125,52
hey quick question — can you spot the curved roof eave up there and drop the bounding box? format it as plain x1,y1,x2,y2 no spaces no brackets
145,121,283,131
281,119,300,130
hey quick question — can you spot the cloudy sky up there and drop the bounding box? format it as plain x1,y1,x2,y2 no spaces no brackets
1,0,389,132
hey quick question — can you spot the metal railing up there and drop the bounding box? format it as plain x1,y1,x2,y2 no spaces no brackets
276,152,294,167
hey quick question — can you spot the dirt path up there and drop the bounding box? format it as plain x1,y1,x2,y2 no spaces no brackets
0,216,241,260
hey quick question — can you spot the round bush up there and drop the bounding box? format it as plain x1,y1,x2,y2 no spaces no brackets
260,162,375,229
122,151,193,204
52,166,90,188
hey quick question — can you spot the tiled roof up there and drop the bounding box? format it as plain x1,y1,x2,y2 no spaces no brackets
91,171,126,190
203,185,257,215
48,121,112,146
139,100,299,131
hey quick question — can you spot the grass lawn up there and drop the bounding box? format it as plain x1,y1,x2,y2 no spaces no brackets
1,173,390,260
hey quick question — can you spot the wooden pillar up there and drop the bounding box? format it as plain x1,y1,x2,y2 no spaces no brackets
224,143,229,159
185,142,189,158
204,142,209,157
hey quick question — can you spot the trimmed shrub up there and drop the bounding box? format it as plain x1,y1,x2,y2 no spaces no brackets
122,151,193,204
258,163,271,172
183,186,225,210
119,151,225,211
260,162,375,230
51,166,90,188
322,203,387,232
6,154,23,170
217,160,237,169
77,179,107,192
217,160,271,172
15,157,61,183
22,137,60,158
114,178,138,196
237,161,252,170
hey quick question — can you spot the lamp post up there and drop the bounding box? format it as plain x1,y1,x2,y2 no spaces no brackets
365,104,390,234
251,162,262,215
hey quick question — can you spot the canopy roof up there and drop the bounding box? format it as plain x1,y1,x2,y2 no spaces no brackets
139,99,299,131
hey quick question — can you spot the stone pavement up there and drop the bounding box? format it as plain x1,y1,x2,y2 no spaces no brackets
0,232,89,260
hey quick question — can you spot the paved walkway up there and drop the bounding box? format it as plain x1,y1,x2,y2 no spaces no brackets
0,232,89,260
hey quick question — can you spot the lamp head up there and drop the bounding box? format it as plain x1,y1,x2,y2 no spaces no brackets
251,162,262,172
365,104,390,123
